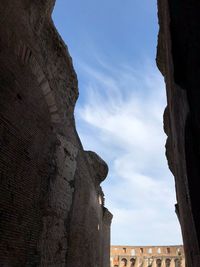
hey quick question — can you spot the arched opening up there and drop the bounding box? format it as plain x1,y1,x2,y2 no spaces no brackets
157,248,161,254
53,0,183,257
165,258,171,267
156,259,162,267
121,258,127,267
175,259,181,267
177,248,182,256
130,258,136,267
52,1,186,266
131,249,136,256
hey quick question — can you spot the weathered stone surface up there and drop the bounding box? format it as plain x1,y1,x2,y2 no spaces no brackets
0,1,112,266
157,1,200,266
85,151,109,184
111,245,185,267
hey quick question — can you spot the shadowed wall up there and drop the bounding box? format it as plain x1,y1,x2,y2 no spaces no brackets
157,1,200,266
0,1,112,266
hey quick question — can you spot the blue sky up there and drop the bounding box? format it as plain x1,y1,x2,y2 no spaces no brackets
53,1,183,245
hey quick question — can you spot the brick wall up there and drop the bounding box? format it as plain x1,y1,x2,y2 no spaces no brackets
0,1,112,266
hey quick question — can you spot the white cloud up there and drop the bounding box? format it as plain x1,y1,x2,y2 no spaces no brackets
75,59,183,245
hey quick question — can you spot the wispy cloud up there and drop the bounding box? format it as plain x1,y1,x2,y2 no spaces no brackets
75,59,183,245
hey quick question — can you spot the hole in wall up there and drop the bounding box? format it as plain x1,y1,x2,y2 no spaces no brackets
52,0,184,262
16,93,22,100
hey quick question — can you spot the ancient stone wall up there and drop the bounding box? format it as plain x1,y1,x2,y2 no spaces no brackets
110,245,185,267
0,1,112,266
157,1,200,266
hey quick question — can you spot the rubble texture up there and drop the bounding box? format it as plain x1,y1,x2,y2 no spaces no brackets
157,1,200,266
0,1,112,266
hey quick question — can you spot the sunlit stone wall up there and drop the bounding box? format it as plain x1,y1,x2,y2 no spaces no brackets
110,245,185,267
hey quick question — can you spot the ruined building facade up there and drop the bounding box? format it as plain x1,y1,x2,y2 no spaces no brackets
0,1,112,266
110,246,185,267
157,1,200,266
1,0,200,267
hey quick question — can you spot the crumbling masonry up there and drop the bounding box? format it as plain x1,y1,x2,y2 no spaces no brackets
157,1,200,266
1,1,200,267
0,1,112,266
